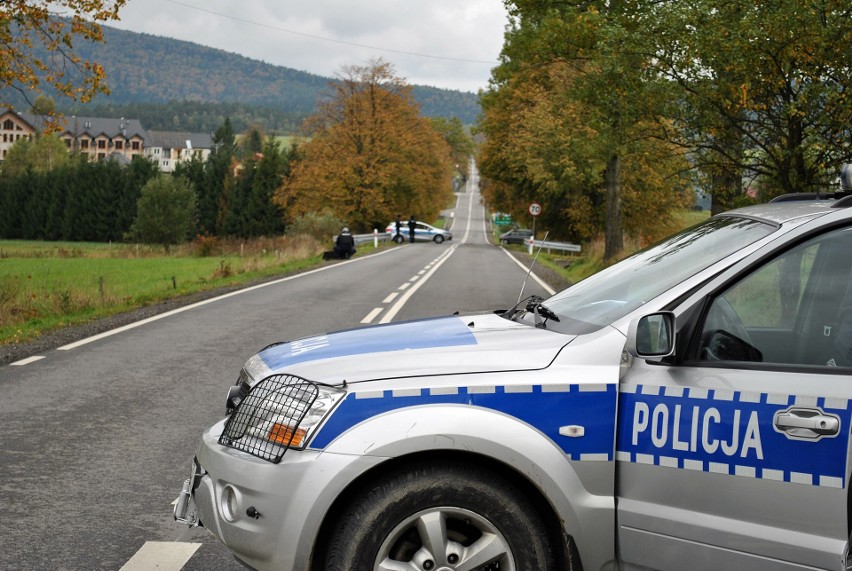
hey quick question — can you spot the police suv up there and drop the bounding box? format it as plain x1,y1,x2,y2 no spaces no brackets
176,167,852,571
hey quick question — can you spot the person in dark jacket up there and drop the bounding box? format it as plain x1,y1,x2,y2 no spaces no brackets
408,216,417,243
334,227,356,259
394,215,403,243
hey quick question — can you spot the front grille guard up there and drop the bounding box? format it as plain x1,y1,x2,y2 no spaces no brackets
219,373,319,463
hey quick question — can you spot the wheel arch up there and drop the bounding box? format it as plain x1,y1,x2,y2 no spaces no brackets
311,449,577,570
308,404,603,569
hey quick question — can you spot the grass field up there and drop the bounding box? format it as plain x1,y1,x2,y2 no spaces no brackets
0,236,333,345
2,209,711,346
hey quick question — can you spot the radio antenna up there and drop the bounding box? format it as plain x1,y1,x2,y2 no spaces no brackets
517,231,549,304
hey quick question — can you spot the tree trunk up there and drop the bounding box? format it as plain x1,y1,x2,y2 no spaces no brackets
604,153,623,261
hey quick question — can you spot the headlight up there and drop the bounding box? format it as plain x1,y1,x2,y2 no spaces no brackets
219,373,345,463
241,353,272,386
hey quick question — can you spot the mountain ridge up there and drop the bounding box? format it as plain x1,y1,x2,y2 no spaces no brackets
14,24,481,130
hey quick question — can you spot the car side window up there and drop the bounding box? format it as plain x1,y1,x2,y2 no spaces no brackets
696,226,852,368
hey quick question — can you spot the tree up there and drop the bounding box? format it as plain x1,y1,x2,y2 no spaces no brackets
479,3,691,255
641,0,852,207
429,116,475,180
479,57,690,247
127,175,196,249
196,118,236,235
1,132,69,177
1,1,126,119
277,59,454,232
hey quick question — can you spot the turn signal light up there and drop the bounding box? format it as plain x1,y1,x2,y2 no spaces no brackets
268,422,307,447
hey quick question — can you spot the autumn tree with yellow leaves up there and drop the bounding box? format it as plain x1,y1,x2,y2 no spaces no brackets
1,0,125,115
276,60,455,233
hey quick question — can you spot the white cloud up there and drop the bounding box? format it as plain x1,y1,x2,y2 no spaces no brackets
112,0,507,93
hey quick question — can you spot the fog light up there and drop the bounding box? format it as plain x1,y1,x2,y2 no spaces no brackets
221,485,239,522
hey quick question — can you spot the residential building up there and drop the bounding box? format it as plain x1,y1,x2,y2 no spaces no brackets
0,110,36,160
56,115,147,162
144,130,213,172
1,110,215,172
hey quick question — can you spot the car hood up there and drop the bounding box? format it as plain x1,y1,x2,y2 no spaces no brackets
251,313,572,384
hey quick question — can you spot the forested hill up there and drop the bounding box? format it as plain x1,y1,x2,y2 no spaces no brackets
38,24,482,132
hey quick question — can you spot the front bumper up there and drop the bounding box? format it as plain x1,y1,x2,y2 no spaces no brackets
175,419,385,571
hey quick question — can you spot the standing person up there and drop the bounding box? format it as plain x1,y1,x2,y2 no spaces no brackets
394,215,403,243
334,227,356,259
408,216,416,243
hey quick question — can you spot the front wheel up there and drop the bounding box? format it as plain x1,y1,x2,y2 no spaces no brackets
323,462,558,571
433,235,445,244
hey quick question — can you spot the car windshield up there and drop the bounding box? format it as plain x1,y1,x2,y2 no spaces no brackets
535,216,776,335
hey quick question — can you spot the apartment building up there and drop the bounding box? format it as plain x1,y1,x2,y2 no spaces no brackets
0,110,213,170
0,110,35,161
144,130,213,172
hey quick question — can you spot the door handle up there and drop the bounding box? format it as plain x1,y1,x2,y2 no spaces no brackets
774,407,840,439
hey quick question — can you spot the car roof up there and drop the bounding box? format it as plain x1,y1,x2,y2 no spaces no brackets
719,200,845,226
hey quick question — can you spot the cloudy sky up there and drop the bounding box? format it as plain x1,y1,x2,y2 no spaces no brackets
109,0,509,94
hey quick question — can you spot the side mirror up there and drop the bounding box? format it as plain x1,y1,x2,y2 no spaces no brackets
626,312,675,359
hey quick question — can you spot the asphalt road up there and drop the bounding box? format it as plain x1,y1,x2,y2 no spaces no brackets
0,178,557,570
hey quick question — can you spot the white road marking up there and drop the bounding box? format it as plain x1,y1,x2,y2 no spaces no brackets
10,355,46,366
56,248,402,351
361,307,384,324
501,249,556,295
381,247,458,324
398,282,411,290
119,541,201,571
383,292,399,304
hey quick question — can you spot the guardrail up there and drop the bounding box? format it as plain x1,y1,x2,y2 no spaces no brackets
528,238,582,254
333,231,394,247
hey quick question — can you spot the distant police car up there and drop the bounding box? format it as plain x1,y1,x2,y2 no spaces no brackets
176,167,852,571
385,220,452,243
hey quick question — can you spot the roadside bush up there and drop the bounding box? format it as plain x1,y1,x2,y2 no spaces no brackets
127,175,197,250
286,211,343,243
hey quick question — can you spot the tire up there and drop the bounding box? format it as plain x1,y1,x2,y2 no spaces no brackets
433,235,445,244
393,235,404,244
323,462,558,571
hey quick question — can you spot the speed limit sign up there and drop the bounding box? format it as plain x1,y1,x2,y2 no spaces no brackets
529,202,542,217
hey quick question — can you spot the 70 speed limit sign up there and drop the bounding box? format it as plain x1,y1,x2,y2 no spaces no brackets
528,202,542,217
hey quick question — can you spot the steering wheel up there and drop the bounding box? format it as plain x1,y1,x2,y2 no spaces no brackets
701,297,754,361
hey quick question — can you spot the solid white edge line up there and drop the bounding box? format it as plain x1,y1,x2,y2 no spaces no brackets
119,541,201,571
57,247,403,351
10,355,46,366
361,307,384,324
501,249,556,295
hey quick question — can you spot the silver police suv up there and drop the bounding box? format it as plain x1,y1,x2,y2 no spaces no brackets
176,166,852,571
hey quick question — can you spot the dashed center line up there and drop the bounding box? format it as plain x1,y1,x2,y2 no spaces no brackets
360,244,458,324
10,355,46,366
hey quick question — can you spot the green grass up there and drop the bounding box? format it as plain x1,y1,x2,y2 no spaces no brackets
0,236,344,345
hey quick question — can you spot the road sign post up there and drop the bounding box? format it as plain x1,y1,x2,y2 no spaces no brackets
528,202,542,242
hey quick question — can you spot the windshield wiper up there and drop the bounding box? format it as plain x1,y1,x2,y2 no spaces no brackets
527,296,560,328
499,294,539,321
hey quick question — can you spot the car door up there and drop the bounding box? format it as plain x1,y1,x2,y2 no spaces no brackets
415,222,435,242
617,223,852,570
